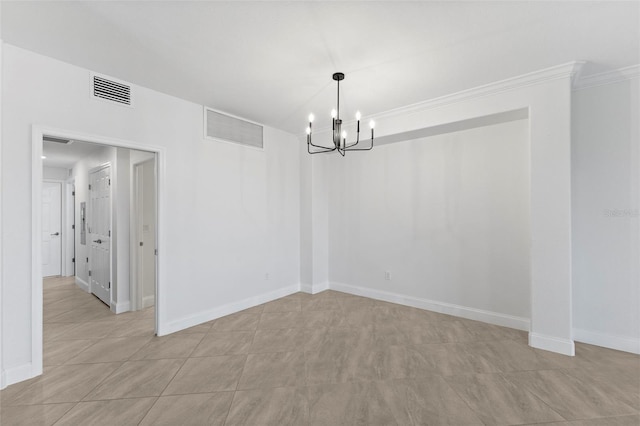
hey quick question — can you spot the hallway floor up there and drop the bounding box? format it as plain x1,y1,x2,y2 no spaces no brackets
0,277,638,425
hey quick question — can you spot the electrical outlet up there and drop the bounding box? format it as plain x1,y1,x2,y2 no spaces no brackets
265,273,270,280
385,271,391,281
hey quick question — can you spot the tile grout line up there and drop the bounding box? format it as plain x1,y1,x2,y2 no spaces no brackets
439,372,494,426
135,396,160,425
220,323,260,426
46,401,79,426
150,356,189,400
499,372,569,422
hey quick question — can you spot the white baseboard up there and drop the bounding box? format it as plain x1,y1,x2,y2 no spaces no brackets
300,281,330,295
142,295,155,309
75,276,89,292
573,328,640,355
158,284,300,336
1,362,36,389
111,301,131,314
529,332,575,356
329,281,530,332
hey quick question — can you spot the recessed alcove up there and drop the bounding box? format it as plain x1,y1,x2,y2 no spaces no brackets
301,64,581,355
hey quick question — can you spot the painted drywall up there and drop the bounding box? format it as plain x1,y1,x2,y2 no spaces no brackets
327,119,531,320
43,166,69,181
1,44,301,379
572,76,640,353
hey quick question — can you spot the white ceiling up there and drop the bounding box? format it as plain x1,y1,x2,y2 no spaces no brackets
42,139,104,169
2,1,638,134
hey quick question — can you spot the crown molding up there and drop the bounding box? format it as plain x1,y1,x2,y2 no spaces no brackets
303,61,584,138
368,61,585,124
573,64,640,91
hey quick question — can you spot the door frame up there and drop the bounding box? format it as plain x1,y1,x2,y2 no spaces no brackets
31,125,165,378
64,179,76,277
42,179,64,277
87,163,112,306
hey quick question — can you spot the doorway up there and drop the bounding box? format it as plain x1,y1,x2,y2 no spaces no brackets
32,125,164,377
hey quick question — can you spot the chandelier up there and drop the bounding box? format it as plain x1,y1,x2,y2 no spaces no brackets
306,72,375,156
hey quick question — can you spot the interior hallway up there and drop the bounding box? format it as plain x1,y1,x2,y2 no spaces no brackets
0,276,638,425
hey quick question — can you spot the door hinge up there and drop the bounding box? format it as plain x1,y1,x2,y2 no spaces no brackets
72,257,75,263
88,184,92,190
108,179,111,185
109,230,111,237
140,241,143,247
155,249,158,256
88,270,92,277
72,191,75,196
86,257,89,263
72,224,75,230
108,282,111,290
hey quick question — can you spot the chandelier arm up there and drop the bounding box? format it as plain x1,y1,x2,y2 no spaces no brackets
344,136,374,151
344,126,361,148
308,142,336,154
308,132,337,150
309,149,337,155
309,139,336,150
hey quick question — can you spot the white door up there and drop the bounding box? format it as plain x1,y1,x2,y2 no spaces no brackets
42,182,62,277
88,166,111,306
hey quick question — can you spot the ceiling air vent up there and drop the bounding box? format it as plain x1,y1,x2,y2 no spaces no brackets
43,136,73,145
91,74,132,106
205,107,263,149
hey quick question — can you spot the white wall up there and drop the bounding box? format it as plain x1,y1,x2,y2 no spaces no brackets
43,166,69,181
572,76,640,353
1,44,301,383
327,120,531,322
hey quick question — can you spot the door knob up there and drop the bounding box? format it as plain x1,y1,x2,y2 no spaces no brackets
93,239,102,244
51,232,60,236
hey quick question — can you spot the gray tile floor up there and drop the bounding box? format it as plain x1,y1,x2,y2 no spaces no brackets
0,276,638,425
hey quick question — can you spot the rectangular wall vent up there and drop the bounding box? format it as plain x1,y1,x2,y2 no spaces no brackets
92,74,132,106
205,108,263,149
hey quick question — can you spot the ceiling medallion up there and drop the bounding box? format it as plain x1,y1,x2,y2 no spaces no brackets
306,72,375,156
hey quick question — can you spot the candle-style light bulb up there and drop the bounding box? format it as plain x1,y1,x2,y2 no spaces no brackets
331,109,337,119
355,111,361,121
342,130,347,140
369,120,376,129
306,127,311,135
308,113,315,123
